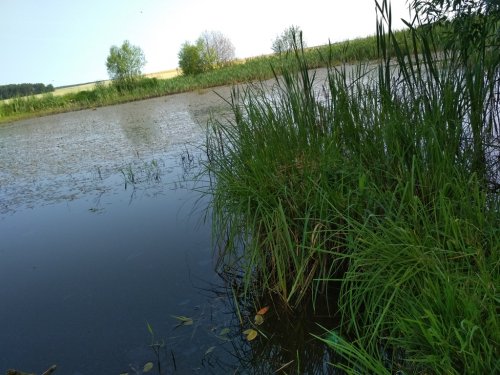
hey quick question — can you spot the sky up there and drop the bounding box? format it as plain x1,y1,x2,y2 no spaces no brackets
0,0,411,87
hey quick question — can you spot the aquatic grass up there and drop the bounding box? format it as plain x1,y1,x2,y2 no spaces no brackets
314,329,392,375
205,48,358,306
203,0,499,373
328,173,499,373
321,2,499,373
119,159,163,189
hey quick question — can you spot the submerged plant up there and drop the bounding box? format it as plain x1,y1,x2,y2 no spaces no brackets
146,321,166,375
119,159,162,189
120,164,136,188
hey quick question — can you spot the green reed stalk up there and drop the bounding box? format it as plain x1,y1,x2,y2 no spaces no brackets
203,0,499,373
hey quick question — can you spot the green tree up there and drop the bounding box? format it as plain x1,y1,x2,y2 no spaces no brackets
410,0,499,21
106,40,146,82
271,25,306,54
178,41,206,75
0,83,54,99
178,31,235,75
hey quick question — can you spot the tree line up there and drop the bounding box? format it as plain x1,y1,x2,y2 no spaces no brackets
2,27,307,97
106,27,305,84
0,83,54,100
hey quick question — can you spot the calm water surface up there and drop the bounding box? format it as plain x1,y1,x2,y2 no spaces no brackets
0,90,242,374
0,80,337,374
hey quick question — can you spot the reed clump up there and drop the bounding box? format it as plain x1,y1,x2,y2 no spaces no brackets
204,1,499,373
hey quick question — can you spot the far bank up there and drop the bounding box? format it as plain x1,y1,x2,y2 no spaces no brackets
0,30,415,125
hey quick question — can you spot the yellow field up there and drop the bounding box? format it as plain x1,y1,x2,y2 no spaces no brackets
143,68,180,80
0,69,181,104
53,82,106,96
51,69,180,96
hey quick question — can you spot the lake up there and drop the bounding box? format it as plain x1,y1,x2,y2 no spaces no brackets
0,81,336,374
1,88,233,374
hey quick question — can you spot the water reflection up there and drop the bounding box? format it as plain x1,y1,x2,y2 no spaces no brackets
119,116,163,149
117,100,169,149
0,90,223,374
0,77,339,374
118,278,340,375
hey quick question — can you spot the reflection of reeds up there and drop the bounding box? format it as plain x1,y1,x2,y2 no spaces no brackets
203,1,499,373
201,271,342,374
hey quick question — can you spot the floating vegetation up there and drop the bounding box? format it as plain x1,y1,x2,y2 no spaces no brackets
142,362,154,372
171,315,194,327
120,277,338,374
242,328,258,341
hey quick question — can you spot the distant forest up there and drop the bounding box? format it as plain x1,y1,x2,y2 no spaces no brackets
0,83,55,100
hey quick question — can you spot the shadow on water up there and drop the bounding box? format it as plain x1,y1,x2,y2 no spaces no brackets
115,273,341,375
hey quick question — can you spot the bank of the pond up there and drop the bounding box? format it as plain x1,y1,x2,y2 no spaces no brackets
0,29,424,125
204,4,499,374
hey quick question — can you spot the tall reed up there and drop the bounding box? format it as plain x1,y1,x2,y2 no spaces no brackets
204,0,499,373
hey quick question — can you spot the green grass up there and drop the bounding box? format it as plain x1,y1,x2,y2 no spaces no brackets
203,1,499,373
0,28,418,124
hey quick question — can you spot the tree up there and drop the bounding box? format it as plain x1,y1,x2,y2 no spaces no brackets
406,0,499,54
199,30,236,68
271,25,306,54
401,0,499,181
409,0,499,22
178,31,235,75
0,83,54,99
178,41,207,75
106,40,146,82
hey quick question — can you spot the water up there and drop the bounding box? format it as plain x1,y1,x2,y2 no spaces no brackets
0,90,239,374
0,82,338,374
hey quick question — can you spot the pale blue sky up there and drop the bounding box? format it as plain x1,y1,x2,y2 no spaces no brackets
0,0,410,87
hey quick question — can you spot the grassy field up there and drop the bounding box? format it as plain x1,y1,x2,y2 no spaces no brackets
52,68,180,96
0,28,413,124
